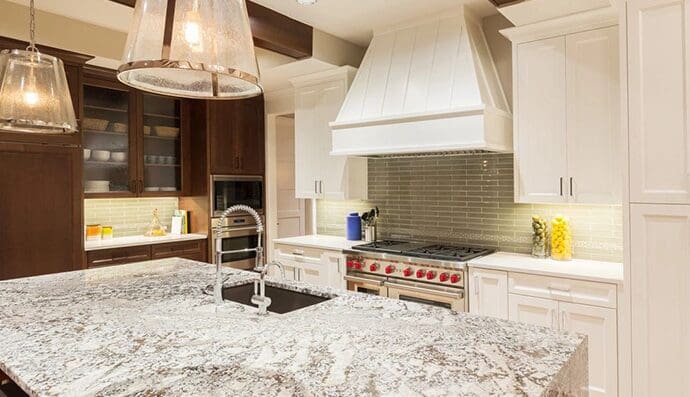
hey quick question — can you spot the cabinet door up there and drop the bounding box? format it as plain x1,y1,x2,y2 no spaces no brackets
317,78,350,200
515,36,568,203
560,302,618,397
628,0,690,204
566,26,621,204
469,268,508,319
508,294,558,329
630,203,690,396
235,96,265,175
0,143,83,280
294,85,324,199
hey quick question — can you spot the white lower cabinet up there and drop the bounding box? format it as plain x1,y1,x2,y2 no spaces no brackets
273,243,346,289
469,266,618,396
508,294,558,329
468,268,508,319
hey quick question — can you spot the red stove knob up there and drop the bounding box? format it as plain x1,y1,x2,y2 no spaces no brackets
403,268,413,277
426,271,436,280
369,263,379,272
385,265,395,274
346,260,354,269
439,273,450,282
353,261,362,270
450,274,461,284
416,269,426,278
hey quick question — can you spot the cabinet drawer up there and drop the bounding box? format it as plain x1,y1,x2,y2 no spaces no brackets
86,246,152,268
151,240,207,261
508,272,617,309
274,244,325,264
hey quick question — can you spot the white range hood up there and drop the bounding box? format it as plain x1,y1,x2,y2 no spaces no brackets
330,9,512,157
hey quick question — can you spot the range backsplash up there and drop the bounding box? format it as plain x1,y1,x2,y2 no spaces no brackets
317,154,622,262
84,198,178,237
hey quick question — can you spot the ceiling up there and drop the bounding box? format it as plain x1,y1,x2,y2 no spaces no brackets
251,0,498,46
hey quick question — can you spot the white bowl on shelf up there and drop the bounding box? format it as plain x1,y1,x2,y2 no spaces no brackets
83,149,91,160
91,150,111,162
111,152,127,162
85,180,110,193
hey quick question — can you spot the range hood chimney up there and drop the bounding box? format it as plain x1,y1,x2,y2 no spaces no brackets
330,8,512,157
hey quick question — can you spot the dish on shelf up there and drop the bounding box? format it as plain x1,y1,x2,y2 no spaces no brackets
154,126,180,138
164,156,176,164
160,187,177,192
144,187,160,192
82,118,109,131
111,152,127,162
85,180,110,193
111,122,128,133
91,150,111,162
83,149,91,161
144,126,152,135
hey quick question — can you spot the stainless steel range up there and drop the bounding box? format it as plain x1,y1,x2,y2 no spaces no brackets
344,241,493,311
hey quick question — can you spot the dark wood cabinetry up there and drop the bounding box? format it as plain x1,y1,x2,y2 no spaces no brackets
0,142,83,280
208,95,265,176
86,239,207,268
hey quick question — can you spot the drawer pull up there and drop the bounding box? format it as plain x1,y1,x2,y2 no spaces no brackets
292,250,305,256
548,283,571,293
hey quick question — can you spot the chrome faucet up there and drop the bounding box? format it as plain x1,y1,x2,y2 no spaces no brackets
214,205,265,306
251,262,285,315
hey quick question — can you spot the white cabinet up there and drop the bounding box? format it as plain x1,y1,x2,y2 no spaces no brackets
291,67,368,200
273,243,346,289
627,0,690,204
511,26,620,204
560,302,618,397
630,203,690,396
509,294,558,329
468,268,508,319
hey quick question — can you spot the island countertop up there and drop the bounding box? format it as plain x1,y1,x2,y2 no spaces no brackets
0,259,587,397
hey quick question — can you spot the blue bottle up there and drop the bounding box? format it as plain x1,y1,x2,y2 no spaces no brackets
345,212,362,241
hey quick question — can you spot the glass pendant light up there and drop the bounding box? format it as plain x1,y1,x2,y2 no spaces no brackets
0,0,78,133
118,0,262,100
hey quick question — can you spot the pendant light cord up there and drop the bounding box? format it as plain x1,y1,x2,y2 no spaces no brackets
26,0,37,52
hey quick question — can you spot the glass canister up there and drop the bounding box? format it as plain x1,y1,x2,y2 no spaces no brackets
531,215,548,258
551,215,573,261
85,224,102,241
101,226,113,240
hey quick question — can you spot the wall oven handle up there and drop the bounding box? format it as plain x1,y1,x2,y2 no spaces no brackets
383,281,464,300
344,275,384,286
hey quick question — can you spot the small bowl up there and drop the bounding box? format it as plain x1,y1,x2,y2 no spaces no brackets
111,152,127,162
91,150,111,162
83,149,91,161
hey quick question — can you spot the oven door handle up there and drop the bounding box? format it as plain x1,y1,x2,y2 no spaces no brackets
344,275,384,286
383,281,464,300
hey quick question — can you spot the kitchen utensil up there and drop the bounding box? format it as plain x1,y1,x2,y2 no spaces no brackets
82,118,109,131
111,122,128,133
364,225,377,242
91,150,111,162
153,126,180,138
111,152,127,162
83,149,91,160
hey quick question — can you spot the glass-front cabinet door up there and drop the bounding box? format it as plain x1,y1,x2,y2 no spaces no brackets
141,94,182,195
82,79,135,197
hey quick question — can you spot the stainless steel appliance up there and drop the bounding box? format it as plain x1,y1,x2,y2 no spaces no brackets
211,175,264,217
211,214,265,270
344,241,494,311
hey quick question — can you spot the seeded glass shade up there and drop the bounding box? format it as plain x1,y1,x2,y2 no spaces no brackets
118,0,262,99
0,49,78,133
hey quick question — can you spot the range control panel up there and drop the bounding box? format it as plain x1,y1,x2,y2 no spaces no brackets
346,257,464,287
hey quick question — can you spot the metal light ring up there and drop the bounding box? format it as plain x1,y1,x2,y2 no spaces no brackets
117,59,263,100
0,118,77,134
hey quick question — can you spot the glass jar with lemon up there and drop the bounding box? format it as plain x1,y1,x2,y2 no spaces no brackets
551,215,573,261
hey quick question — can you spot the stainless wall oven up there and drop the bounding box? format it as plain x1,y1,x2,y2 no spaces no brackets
211,215,263,270
211,175,264,218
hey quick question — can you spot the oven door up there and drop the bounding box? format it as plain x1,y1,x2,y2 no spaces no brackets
384,280,465,311
211,175,264,217
212,226,260,270
344,274,388,297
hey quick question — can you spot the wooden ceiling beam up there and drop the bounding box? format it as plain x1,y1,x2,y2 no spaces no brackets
108,0,313,59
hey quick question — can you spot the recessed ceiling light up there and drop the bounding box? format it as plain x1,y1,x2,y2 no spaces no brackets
296,0,317,5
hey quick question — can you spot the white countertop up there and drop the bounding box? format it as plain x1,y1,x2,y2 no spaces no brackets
272,234,364,252
469,252,624,284
85,233,208,251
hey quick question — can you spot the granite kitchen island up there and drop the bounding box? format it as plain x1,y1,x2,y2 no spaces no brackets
0,258,587,396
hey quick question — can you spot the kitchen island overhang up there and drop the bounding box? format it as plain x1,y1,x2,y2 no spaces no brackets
0,258,587,396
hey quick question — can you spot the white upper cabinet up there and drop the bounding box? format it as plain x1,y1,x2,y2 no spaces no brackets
515,37,568,203
628,0,690,204
291,67,368,200
509,22,621,204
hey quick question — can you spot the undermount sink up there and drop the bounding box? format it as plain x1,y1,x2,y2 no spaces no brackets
222,282,331,314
